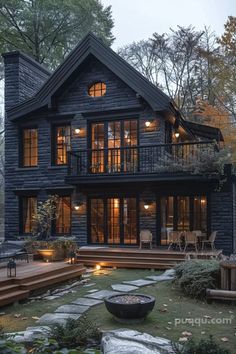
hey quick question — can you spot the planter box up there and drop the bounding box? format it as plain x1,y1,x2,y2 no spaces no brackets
37,248,65,261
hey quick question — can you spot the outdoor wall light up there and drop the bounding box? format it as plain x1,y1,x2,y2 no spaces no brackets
96,264,101,270
74,200,83,210
74,128,81,135
144,201,152,210
145,120,151,128
174,131,180,138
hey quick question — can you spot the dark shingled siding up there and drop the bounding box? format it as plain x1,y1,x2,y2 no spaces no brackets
3,53,235,254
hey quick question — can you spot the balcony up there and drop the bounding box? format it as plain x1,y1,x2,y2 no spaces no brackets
66,141,223,184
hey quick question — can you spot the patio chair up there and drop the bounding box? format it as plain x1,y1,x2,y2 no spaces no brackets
183,231,198,252
201,231,217,251
168,231,182,251
139,229,153,249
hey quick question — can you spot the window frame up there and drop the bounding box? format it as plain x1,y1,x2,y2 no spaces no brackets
19,127,38,168
51,124,71,166
157,194,209,246
51,195,71,236
88,82,106,97
19,195,37,235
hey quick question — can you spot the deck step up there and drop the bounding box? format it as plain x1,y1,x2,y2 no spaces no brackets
14,264,80,284
20,266,86,291
77,255,183,264
0,284,22,296
79,249,186,259
0,290,30,307
77,259,176,269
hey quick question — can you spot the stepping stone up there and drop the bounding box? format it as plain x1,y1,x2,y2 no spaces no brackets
146,275,173,281
71,298,103,307
87,289,99,293
123,279,156,287
83,283,96,288
55,304,89,314
85,290,121,300
146,269,176,282
111,284,138,292
37,313,81,326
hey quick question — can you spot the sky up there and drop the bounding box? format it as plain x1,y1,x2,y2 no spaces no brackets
101,0,236,50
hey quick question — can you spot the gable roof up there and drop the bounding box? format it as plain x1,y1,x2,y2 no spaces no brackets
185,121,224,141
6,32,176,121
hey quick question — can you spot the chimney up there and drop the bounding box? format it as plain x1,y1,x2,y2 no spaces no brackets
2,51,51,110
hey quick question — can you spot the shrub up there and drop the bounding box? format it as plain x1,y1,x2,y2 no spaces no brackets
174,260,220,299
50,316,101,349
172,335,230,354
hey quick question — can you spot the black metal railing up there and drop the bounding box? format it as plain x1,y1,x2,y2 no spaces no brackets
67,141,219,177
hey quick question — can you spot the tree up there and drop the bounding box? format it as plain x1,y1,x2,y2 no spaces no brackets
193,99,236,162
217,16,236,117
0,0,114,70
32,195,59,239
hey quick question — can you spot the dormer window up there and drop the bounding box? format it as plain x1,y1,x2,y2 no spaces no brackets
88,82,106,97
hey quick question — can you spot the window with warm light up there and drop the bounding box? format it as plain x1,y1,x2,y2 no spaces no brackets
53,125,71,165
88,82,106,97
21,128,38,167
20,196,37,234
53,196,71,235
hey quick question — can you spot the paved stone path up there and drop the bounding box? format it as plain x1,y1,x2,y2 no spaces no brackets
36,269,175,326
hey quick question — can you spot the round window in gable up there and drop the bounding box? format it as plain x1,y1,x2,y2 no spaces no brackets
88,82,106,97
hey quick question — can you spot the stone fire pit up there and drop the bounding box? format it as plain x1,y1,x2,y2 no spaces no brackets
104,293,156,323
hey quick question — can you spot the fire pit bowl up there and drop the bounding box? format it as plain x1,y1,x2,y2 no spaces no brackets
104,293,156,323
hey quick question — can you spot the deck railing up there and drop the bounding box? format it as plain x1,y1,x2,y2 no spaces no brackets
67,141,219,177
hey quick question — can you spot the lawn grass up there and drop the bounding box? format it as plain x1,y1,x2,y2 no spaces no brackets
0,268,235,352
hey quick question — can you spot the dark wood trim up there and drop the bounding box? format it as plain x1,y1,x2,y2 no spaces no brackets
83,108,142,120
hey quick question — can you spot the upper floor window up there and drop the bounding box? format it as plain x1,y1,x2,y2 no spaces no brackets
20,196,37,234
88,82,106,97
53,125,71,165
21,128,38,167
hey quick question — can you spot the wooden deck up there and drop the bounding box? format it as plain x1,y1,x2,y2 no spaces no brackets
0,261,86,307
77,246,222,270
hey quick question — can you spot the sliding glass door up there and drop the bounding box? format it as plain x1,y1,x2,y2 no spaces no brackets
90,119,138,174
89,197,138,245
159,195,207,245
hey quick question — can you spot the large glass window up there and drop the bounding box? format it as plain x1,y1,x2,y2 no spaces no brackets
124,198,137,244
89,197,138,245
193,196,207,232
160,196,174,245
177,196,190,231
91,199,104,243
53,125,71,165
159,195,207,245
54,196,71,235
20,196,37,234
90,119,138,174
107,198,120,244
22,128,38,167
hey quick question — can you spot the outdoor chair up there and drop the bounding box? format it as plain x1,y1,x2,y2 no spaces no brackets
201,231,217,251
139,229,153,249
168,231,182,251
183,231,198,252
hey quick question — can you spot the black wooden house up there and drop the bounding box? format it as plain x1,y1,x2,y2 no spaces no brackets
3,33,236,255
